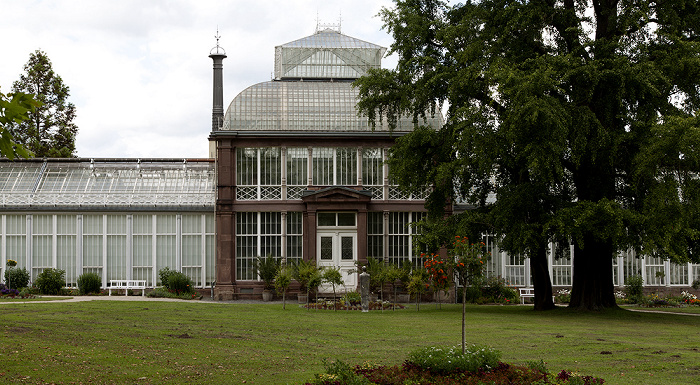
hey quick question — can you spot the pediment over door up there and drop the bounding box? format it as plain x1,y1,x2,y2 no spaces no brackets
301,187,372,204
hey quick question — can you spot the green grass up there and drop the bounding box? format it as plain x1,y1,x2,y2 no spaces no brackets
622,304,700,314
0,301,698,384
0,296,72,302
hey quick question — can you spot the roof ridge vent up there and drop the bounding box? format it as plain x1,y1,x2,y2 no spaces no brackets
315,14,341,34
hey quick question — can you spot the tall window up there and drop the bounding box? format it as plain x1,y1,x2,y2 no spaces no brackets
182,214,204,286
286,212,303,266
236,148,282,200
156,214,177,283
287,148,308,199
106,215,127,282
132,214,153,286
32,215,52,279
367,212,424,267
83,215,103,277
367,212,383,261
362,148,383,199
236,212,301,280
312,147,357,186
56,215,77,286
5,215,27,268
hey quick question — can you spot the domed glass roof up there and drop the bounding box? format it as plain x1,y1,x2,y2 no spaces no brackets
222,80,442,133
220,29,443,133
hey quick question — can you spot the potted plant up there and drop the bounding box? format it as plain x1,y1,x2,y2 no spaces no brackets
255,255,280,301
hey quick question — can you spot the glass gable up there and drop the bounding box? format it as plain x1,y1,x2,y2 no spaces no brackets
274,29,386,80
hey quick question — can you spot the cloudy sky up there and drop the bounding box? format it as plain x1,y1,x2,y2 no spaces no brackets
0,0,406,159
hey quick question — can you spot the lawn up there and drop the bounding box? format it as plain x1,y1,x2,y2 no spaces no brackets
0,299,698,384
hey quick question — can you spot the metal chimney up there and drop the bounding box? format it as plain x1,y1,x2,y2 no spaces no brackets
209,31,227,131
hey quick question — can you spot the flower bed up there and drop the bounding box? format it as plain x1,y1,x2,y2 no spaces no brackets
304,300,405,311
307,346,605,384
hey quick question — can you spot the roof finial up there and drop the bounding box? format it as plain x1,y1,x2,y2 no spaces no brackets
210,26,226,55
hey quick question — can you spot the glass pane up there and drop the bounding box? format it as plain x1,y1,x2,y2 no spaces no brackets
312,148,333,185
260,148,281,186
321,237,333,260
236,148,258,185
341,236,354,260
318,212,336,227
336,148,357,185
337,213,355,227
287,148,308,186
362,148,383,186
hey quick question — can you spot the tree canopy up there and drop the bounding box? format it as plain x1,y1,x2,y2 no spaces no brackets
10,50,78,158
355,0,700,310
0,88,39,159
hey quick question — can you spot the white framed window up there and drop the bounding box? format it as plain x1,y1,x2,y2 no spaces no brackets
236,212,302,280
312,147,357,186
132,214,153,286
236,148,282,200
368,212,424,267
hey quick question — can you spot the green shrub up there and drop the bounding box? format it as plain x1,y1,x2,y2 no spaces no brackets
311,359,371,385
158,267,176,288
35,268,66,295
483,276,517,303
166,271,194,294
4,266,30,289
625,275,644,303
255,255,280,290
407,345,501,374
77,272,102,295
342,290,361,305
147,287,197,299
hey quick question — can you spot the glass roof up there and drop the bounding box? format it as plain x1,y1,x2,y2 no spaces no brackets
0,159,215,209
222,80,443,132
274,29,386,80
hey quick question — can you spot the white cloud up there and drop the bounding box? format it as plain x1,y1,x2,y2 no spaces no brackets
0,0,398,158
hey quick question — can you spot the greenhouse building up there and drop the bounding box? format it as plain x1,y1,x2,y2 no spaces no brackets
1,25,699,298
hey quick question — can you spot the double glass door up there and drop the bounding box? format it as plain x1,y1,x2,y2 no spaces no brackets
316,231,357,292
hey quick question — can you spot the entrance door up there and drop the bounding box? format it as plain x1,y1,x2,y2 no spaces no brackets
317,231,357,293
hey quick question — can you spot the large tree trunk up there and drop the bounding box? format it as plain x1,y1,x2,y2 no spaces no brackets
569,235,618,310
531,244,556,310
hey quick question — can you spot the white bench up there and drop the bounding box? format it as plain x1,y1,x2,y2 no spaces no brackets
108,280,147,296
519,288,535,304
519,287,557,304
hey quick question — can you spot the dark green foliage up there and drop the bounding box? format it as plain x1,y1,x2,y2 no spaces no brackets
311,359,372,385
342,290,361,305
158,267,175,287
166,272,194,295
275,266,293,309
456,277,516,304
0,89,39,159
292,259,322,295
355,0,700,310
408,345,501,374
624,275,645,303
255,255,280,290
158,267,194,294
482,277,518,304
35,268,65,295
77,272,102,295
10,50,78,157
4,267,30,289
